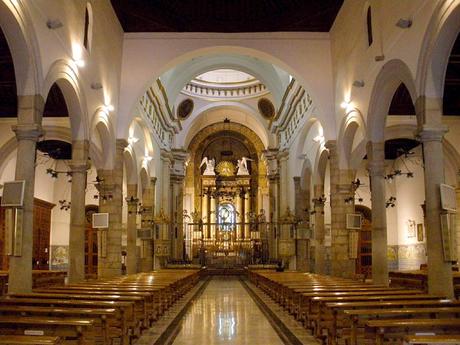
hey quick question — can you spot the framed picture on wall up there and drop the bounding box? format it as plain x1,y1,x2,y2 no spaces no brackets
417,223,424,242
407,219,416,238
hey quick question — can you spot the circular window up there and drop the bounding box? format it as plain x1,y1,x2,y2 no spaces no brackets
258,98,275,119
177,98,194,120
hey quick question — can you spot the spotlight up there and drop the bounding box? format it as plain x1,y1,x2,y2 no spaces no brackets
352,80,365,88
396,18,412,29
46,19,63,30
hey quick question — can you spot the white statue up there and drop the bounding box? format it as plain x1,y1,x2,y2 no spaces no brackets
199,156,215,175
237,156,253,175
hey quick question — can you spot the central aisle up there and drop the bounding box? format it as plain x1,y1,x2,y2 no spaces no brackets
173,277,284,345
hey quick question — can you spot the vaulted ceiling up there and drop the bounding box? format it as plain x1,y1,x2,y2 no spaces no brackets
110,0,344,33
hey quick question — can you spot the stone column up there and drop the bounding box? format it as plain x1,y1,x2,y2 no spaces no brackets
125,184,138,275
140,178,155,272
68,140,89,283
277,150,289,214
8,95,44,293
313,184,326,274
367,141,389,286
236,191,243,239
456,177,460,264
97,139,127,278
265,150,280,259
171,149,187,261
210,195,216,239
160,150,172,219
420,126,454,298
201,190,209,238
327,141,356,278
244,190,251,239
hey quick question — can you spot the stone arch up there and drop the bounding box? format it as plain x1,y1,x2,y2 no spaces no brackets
123,148,138,186
42,59,89,141
300,158,312,193
313,148,329,187
338,109,367,170
118,45,332,139
367,59,418,142
91,108,115,170
182,102,270,149
0,125,71,178
139,167,150,194
416,0,460,117
0,0,41,97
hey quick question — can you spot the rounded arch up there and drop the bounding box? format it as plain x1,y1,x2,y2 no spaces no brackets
42,59,89,141
0,0,41,96
91,108,115,170
367,59,418,142
417,0,460,107
182,102,270,149
313,147,329,187
0,125,71,178
123,148,138,185
118,45,330,138
294,117,322,159
338,109,367,170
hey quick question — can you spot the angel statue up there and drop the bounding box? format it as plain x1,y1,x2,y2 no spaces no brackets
199,156,216,175
237,156,253,175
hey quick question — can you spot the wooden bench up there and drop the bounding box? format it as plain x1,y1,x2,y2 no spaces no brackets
404,334,460,344
0,306,119,345
365,319,460,345
344,307,460,345
0,298,135,344
0,316,96,345
0,335,62,345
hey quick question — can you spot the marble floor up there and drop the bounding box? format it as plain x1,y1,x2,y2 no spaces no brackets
172,277,284,345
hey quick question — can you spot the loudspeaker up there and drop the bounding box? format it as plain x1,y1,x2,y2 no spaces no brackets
92,213,109,228
1,181,25,207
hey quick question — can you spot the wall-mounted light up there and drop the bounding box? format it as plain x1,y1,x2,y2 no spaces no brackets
128,136,139,146
353,80,365,88
340,100,351,109
102,104,114,113
396,18,412,29
72,43,85,68
375,55,385,62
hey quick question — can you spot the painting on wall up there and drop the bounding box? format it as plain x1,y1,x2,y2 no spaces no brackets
407,219,416,238
417,223,424,242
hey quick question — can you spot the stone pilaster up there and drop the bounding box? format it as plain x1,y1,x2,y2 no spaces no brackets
125,184,138,275
140,178,155,272
68,140,90,283
456,176,460,265
277,150,289,213
97,139,127,278
419,126,454,297
367,141,389,285
327,141,356,278
8,100,44,293
313,184,326,274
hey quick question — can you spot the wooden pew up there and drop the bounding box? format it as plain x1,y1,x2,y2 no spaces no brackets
318,298,459,345
365,319,460,345
8,293,146,332
0,306,119,345
344,307,460,345
0,316,96,345
0,298,135,345
404,334,460,344
0,335,63,345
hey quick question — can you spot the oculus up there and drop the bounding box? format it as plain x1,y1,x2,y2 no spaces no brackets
258,98,275,119
177,98,194,119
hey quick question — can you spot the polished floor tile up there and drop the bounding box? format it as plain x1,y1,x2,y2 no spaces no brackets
173,278,284,345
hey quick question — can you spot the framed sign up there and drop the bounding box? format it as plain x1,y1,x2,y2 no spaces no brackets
417,223,424,242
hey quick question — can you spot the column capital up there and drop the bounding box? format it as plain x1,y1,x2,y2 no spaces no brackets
160,149,173,163
417,125,448,143
125,196,140,206
325,140,337,153
116,139,129,152
150,177,157,185
277,149,289,162
69,161,90,173
12,123,44,141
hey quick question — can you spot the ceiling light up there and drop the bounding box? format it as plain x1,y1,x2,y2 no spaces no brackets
74,59,85,68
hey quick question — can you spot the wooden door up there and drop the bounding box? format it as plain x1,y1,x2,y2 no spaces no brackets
356,218,372,276
32,199,54,270
85,205,98,278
